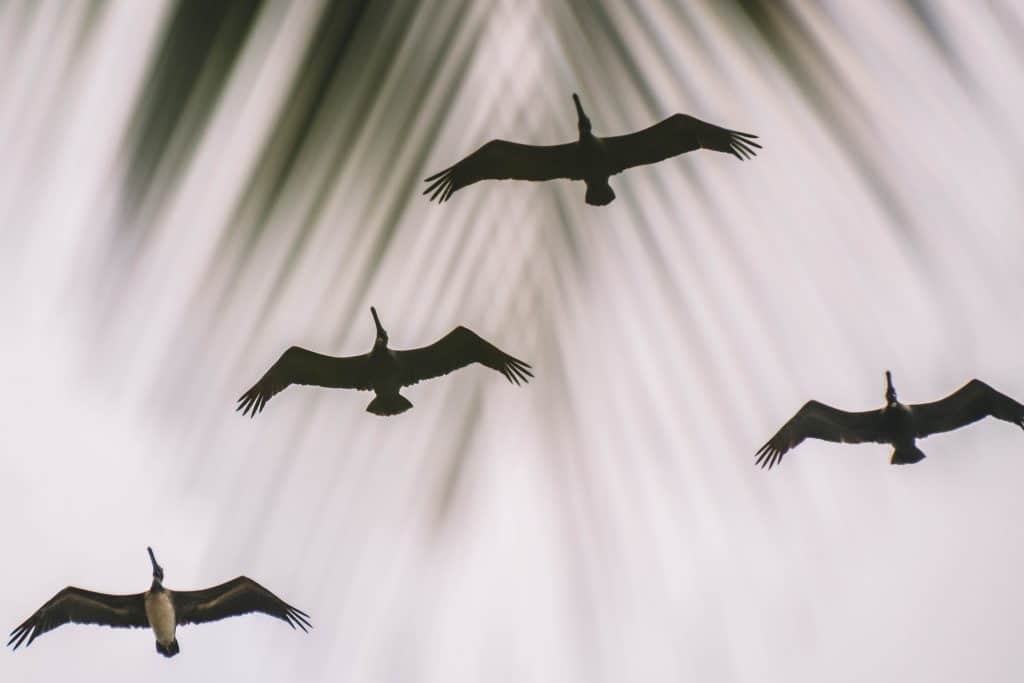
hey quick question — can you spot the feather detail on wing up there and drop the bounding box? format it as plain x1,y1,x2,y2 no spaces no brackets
396,326,532,387
756,400,887,469
424,139,582,202
8,588,147,650
912,379,1024,438
604,114,760,174
237,346,374,417
172,577,311,632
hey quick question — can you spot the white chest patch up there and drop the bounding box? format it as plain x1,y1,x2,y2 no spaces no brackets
144,591,177,645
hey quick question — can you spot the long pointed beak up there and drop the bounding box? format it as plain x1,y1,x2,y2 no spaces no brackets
371,307,385,337
572,93,584,119
885,370,892,387
147,546,159,572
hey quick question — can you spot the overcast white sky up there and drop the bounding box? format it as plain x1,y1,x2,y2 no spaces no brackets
2,1,1024,681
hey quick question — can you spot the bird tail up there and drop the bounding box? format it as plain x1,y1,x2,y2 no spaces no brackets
890,444,926,465
366,393,413,416
585,179,615,206
156,639,180,657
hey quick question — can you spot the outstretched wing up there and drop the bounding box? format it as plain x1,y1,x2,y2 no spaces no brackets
237,346,374,417
603,114,760,174
8,587,147,650
912,379,1024,438
173,577,311,632
756,400,887,469
395,326,532,387
424,139,582,202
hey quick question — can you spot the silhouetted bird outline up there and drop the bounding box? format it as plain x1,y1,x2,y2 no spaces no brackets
756,372,1024,469
424,93,759,206
8,547,310,657
238,307,532,417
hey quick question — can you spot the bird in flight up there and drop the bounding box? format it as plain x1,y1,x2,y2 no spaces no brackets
8,547,310,657
237,307,532,417
756,372,1024,469
424,92,759,206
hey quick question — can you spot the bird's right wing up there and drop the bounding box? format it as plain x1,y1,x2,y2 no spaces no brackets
911,379,1024,438
603,114,760,174
395,326,532,387
8,587,147,651
756,400,887,469
237,346,373,417
423,139,582,202
173,577,311,632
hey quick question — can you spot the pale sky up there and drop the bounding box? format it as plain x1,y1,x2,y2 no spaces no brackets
2,1,1024,681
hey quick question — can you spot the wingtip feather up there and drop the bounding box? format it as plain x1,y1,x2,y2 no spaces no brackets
754,441,783,469
424,167,449,182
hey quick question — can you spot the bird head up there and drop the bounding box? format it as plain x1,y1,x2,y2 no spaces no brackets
147,547,164,583
572,93,592,135
884,370,898,405
371,307,388,347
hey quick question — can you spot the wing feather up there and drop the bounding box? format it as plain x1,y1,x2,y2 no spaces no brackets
912,379,1024,438
173,577,311,632
237,346,373,417
396,326,533,387
8,587,147,650
423,139,582,202
603,114,760,174
756,400,887,469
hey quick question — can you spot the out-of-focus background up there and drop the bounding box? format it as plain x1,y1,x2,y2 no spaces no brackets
2,1,1023,681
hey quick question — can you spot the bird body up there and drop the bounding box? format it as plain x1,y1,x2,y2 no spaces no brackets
237,307,532,418
424,93,759,206
368,343,399,391
365,344,412,415
8,547,310,657
144,586,178,656
578,135,616,206
756,373,1024,469
573,108,616,205
877,400,923,465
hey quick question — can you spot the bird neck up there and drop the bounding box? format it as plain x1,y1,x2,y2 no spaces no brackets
150,578,165,593
884,372,897,405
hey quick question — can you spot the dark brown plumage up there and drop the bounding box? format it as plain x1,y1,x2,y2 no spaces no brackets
8,588,148,650
756,373,1024,469
9,548,309,657
238,307,532,417
424,93,759,206
172,577,311,631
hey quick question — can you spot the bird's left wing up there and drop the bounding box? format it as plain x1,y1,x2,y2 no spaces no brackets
8,587,148,650
603,114,760,174
172,577,311,632
424,139,582,202
912,379,1024,438
756,400,887,469
237,346,374,417
395,326,532,387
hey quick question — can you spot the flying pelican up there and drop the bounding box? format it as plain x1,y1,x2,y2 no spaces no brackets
237,307,532,417
423,92,759,206
8,547,310,657
756,372,1024,469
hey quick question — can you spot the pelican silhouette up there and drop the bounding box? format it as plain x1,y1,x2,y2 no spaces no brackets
756,372,1024,469
237,307,532,417
8,547,310,657
424,93,759,206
